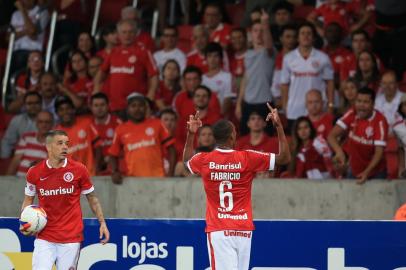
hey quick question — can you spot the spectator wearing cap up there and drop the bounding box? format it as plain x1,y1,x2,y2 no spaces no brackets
270,1,294,51
375,70,402,132
153,25,186,75
1,92,42,158
94,19,159,117
108,94,176,183
328,87,388,184
236,9,276,135
7,111,53,177
54,97,102,176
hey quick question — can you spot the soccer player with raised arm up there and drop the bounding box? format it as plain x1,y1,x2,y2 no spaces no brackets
183,104,291,270
20,130,110,270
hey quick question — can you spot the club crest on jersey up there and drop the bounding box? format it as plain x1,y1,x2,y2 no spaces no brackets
78,129,86,139
63,172,74,182
145,127,155,136
107,128,114,138
365,126,374,138
129,55,137,63
312,61,320,69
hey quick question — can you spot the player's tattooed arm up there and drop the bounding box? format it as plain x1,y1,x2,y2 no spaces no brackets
183,111,202,169
86,191,110,244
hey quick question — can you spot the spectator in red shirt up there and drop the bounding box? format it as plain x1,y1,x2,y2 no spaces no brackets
290,116,335,179
187,25,210,73
203,3,232,48
328,87,388,184
156,60,181,111
8,50,44,113
175,85,222,148
228,28,248,89
307,0,369,37
236,111,278,153
121,6,155,52
159,108,180,174
306,89,334,140
62,50,92,111
89,93,122,174
323,23,351,85
353,50,381,92
97,24,119,63
94,19,159,117
172,66,221,121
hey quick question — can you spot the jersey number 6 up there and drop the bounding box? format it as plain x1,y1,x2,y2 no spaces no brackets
219,181,234,212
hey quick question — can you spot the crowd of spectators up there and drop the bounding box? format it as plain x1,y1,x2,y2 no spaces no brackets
1,0,406,184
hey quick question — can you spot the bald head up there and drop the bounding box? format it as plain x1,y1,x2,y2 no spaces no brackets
36,111,54,136
306,89,323,117
121,6,138,21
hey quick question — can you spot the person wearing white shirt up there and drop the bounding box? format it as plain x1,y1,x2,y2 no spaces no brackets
375,70,402,132
202,42,236,117
10,0,49,74
153,25,186,75
280,22,334,126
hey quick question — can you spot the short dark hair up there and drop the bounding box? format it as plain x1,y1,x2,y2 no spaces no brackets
101,23,117,37
163,24,178,36
272,1,294,14
24,91,42,103
55,96,74,112
198,124,213,136
231,27,247,38
90,92,109,104
39,71,56,83
159,108,177,119
212,120,233,145
357,87,376,102
280,24,297,35
194,85,212,98
45,129,68,144
205,42,223,58
183,65,202,78
351,29,370,42
298,22,317,37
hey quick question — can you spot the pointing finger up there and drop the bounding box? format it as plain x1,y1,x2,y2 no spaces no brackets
266,102,273,112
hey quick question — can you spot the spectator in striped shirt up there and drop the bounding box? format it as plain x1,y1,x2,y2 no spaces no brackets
7,111,54,177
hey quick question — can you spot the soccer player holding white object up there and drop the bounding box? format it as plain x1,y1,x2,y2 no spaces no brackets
183,104,290,270
20,130,110,270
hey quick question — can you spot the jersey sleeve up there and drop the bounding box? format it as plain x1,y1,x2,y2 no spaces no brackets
336,109,354,130
80,164,94,194
108,127,122,157
186,152,203,175
25,167,37,196
374,116,388,147
280,55,291,84
142,49,159,77
159,121,175,148
100,51,111,73
313,136,332,158
245,150,276,172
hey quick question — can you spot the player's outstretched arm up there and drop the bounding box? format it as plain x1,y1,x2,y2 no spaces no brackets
266,103,291,165
86,192,110,244
183,112,202,167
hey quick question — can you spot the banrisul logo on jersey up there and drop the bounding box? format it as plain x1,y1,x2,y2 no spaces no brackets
1,219,406,269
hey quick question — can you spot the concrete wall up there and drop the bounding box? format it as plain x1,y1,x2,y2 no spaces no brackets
1,177,406,220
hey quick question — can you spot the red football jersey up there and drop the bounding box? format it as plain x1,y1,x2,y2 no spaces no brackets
186,50,208,73
337,109,388,176
187,148,276,232
101,45,158,111
310,113,335,140
229,52,245,78
314,2,351,32
156,81,177,107
323,46,351,74
172,90,221,120
25,158,94,243
209,23,232,48
236,134,279,153
91,114,122,156
134,31,155,52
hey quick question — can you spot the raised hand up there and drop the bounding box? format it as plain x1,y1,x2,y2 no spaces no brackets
260,8,270,23
266,102,282,128
187,111,202,134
